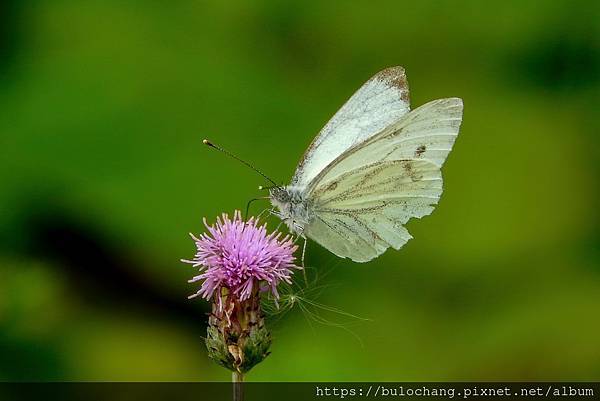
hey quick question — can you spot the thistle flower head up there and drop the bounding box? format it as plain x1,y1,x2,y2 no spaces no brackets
182,211,299,303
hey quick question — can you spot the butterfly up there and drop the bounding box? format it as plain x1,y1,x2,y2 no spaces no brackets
204,66,463,263
267,66,463,262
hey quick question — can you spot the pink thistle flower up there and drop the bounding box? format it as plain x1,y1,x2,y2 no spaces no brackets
182,211,299,304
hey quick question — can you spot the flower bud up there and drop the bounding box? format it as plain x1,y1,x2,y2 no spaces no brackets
205,288,271,373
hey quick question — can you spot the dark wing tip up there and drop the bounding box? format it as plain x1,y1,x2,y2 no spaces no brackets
373,66,409,102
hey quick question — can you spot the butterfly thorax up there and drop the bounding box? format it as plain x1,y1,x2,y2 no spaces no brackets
269,186,313,236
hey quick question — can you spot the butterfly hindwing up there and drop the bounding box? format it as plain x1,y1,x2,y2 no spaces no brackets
305,159,442,262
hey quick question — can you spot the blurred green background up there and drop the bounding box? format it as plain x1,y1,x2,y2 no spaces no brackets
1,0,599,382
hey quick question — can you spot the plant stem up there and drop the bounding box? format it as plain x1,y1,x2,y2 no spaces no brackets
232,371,244,401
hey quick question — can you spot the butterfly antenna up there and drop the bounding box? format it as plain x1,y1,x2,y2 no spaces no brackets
202,139,280,187
257,185,279,190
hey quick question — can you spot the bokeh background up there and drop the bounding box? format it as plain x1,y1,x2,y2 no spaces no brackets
1,0,599,382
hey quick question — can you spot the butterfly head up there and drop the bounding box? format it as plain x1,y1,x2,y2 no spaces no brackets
269,186,312,235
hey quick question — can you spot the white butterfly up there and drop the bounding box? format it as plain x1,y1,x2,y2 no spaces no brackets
268,66,463,262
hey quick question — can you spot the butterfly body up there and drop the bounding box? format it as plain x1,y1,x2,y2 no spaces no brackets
269,186,313,235
268,66,463,263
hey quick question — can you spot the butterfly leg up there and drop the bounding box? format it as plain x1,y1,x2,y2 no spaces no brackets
255,207,272,220
301,235,308,285
264,208,285,230
293,233,303,245
289,232,308,284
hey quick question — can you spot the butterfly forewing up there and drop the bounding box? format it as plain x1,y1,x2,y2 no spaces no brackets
291,66,411,189
306,98,463,192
